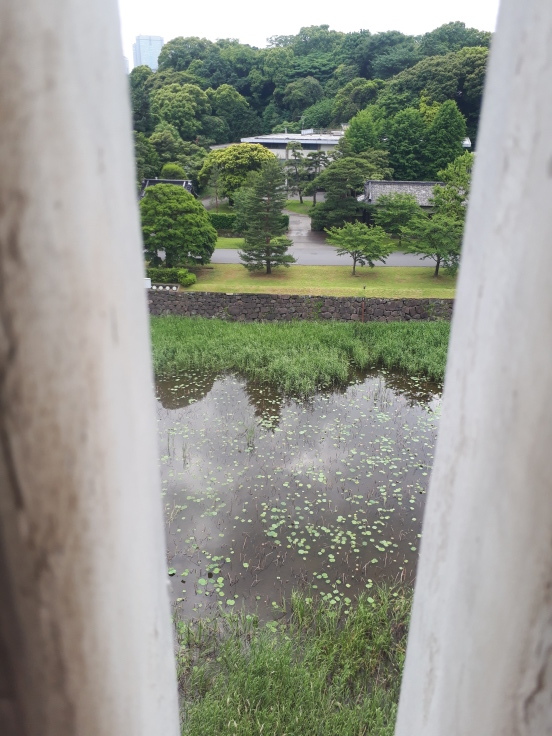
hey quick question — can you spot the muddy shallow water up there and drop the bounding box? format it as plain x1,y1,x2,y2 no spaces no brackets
157,370,441,620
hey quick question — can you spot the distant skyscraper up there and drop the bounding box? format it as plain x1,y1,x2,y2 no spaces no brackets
132,35,164,71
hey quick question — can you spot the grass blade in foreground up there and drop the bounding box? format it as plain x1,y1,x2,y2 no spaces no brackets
177,587,411,736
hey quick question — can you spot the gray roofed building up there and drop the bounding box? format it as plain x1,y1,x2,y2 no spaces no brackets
365,180,444,208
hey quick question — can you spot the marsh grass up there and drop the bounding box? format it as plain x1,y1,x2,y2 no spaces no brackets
176,587,411,736
151,317,449,395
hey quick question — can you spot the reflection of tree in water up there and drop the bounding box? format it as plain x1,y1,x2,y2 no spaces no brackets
243,378,285,427
156,373,217,409
351,368,441,408
156,367,440,415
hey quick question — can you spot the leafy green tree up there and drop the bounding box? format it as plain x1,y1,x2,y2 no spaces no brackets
309,151,393,230
386,107,428,180
285,143,310,204
235,159,296,273
140,184,217,267
134,132,160,183
282,77,324,119
431,151,474,219
150,83,210,140
199,143,276,202
149,122,186,166
332,78,381,122
208,84,261,141
419,21,491,57
325,222,392,274
160,162,186,179
373,193,421,246
401,212,464,276
343,108,379,153
129,66,155,134
304,151,329,205
425,100,467,179
301,98,335,129
157,37,215,72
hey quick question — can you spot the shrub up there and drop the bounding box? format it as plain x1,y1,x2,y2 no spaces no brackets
178,270,197,287
208,212,237,232
146,267,197,287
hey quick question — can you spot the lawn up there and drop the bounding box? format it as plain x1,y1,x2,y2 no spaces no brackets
189,263,456,298
216,236,245,249
285,198,315,215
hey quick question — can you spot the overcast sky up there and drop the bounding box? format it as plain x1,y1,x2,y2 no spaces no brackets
118,0,501,65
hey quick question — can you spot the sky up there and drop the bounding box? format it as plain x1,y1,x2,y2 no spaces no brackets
118,0,501,66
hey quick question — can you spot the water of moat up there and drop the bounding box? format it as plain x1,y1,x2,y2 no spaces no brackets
157,369,441,620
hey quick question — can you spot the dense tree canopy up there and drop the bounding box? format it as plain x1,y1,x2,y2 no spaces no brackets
130,22,489,185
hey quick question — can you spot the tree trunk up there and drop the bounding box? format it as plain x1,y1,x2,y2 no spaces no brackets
434,255,441,277
313,191,317,206
352,258,356,276
267,261,272,274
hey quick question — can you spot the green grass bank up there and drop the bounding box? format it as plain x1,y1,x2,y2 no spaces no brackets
150,317,450,395
188,264,456,298
177,587,410,736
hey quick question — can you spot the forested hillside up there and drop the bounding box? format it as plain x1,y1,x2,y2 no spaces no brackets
131,22,490,186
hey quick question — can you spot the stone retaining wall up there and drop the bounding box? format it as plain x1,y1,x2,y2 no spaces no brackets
148,291,453,322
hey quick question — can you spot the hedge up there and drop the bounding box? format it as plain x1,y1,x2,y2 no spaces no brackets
146,267,197,288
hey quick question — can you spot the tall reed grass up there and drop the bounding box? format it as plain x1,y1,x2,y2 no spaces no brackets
151,317,450,395
176,587,411,736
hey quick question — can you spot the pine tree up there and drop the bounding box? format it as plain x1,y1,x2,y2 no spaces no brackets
236,159,296,274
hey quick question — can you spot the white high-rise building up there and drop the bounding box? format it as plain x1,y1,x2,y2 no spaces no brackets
132,35,164,71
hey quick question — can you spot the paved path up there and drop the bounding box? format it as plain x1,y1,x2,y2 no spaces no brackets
212,211,428,267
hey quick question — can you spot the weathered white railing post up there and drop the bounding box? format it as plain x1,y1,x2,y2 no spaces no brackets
396,1,552,733
0,1,179,734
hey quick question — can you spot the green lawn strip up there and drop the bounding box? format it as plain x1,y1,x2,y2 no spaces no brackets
177,587,410,736
285,199,314,215
150,317,450,394
216,237,245,249
189,264,456,299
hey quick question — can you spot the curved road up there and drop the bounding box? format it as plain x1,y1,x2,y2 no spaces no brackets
211,211,428,266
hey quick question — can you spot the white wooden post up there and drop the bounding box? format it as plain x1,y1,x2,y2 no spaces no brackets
0,1,179,734
395,1,552,733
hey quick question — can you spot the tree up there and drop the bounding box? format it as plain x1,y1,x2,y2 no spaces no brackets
308,150,393,230
282,76,324,119
208,84,261,141
129,66,155,134
160,162,186,179
325,222,393,274
304,150,329,206
150,83,210,141
140,184,217,267
372,193,421,246
332,78,381,122
386,107,428,180
431,151,474,219
343,108,379,153
134,132,160,183
401,212,464,276
199,143,276,202
425,100,467,179
285,142,310,204
235,159,296,274
301,98,334,129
